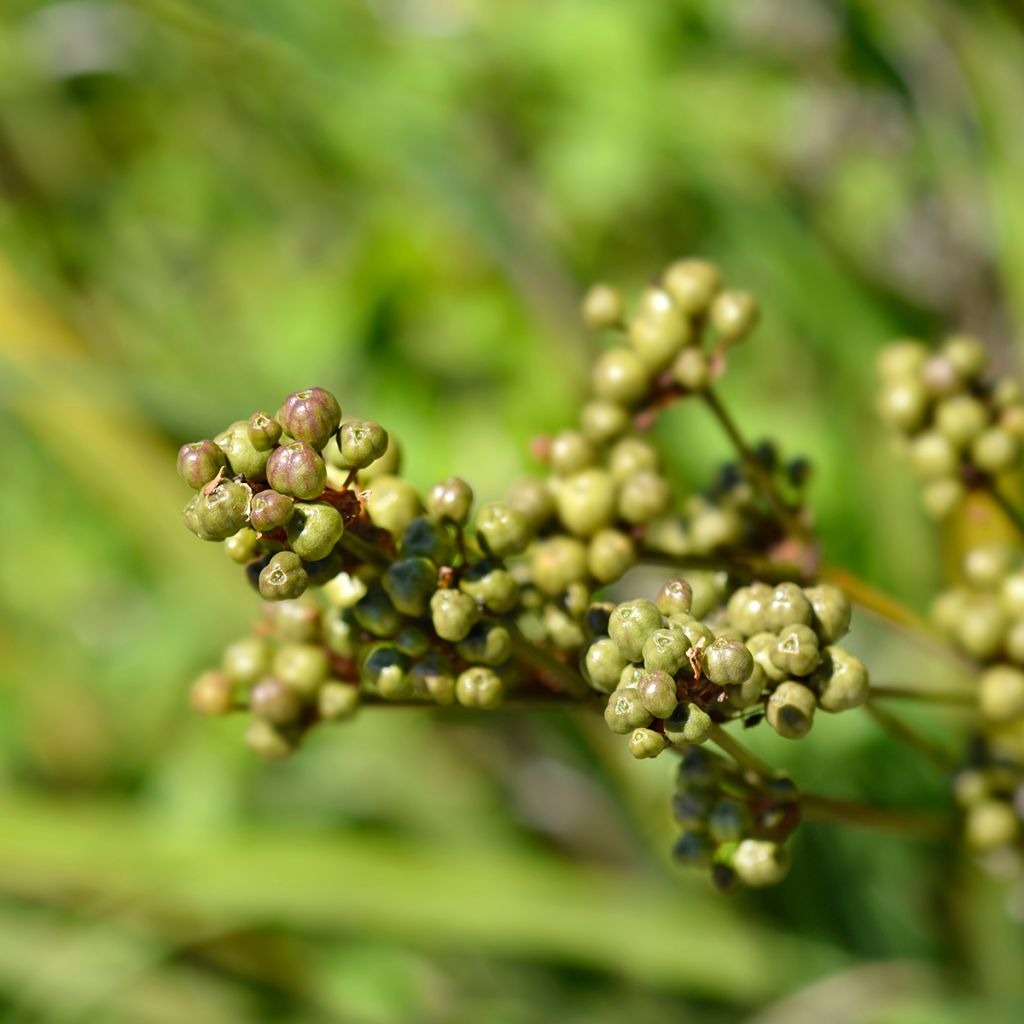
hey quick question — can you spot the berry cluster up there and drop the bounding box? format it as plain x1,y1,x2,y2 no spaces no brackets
878,339,1024,875
877,335,1024,519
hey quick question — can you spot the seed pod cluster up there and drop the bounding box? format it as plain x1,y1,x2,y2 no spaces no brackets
876,335,1024,519
672,747,797,891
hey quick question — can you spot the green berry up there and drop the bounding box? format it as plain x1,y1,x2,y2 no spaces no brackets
285,501,344,560
401,516,454,564
215,420,272,481
556,468,616,537
318,682,360,721
657,579,693,617
365,475,422,535
455,666,503,709
877,379,927,432
193,479,251,541
249,490,294,532
258,551,309,601
628,305,689,370
459,562,519,614
250,675,304,724
322,608,357,655
812,646,869,712
456,620,512,666
979,665,1024,722
411,653,457,705
766,680,816,739
876,340,927,381
642,628,689,676
357,431,402,482
549,429,596,476
964,543,1016,590
382,557,438,617
724,663,766,709
584,637,630,693
266,595,321,642
177,440,228,489
362,644,411,700
710,289,759,342
909,431,959,479
708,800,753,843
1002,571,1024,616
942,334,987,380
430,588,480,642
225,527,260,563
321,571,367,610
475,502,531,557
222,636,271,686
266,441,327,500
936,394,988,448
703,636,754,685
190,670,235,715
279,387,341,451
663,702,712,744
272,643,328,697
608,437,659,484
182,495,217,540
663,259,720,315
628,727,667,759
247,412,282,451
587,529,636,584
731,839,789,887
954,595,1007,660
506,478,555,531
530,536,588,596
725,583,772,637
542,602,586,650
352,583,403,638
609,599,664,662
340,420,389,469
245,719,296,760
618,470,671,524
426,477,474,525
638,669,679,719
921,476,964,519
580,400,629,444
581,283,624,330
591,347,649,407
764,583,813,632
965,800,1020,851
771,624,820,677
746,631,786,684
604,688,653,734
395,625,431,658
972,427,1018,473
804,584,852,643
671,347,710,391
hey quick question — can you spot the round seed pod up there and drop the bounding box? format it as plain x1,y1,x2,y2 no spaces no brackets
279,388,341,451
628,305,690,371
604,688,653,734
710,289,759,342
225,528,260,564
426,476,473,525
921,476,964,519
804,584,852,644
177,440,228,489
365,475,422,535
703,636,754,685
972,427,1017,473
1002,571,1024,617
382,556,437,617
909,431,958,479
979,665,1024,723
588,529,637,584
657,578,693,617
725,583,773,637
580,400,629,444
771,624,821,677
476,502,531,557
936,394,988,448
250,675,304,725
456,620,512,666
249,490,294,532
285,502,344,561
877,379,927,433
266,441,326,500
942,334,987,380
363,644,412,700
708,800,753,843
581,283,624,330
273,643,328,697
430,588,479,643
352,583,403,638
767,681,816,739
671,347,710,391
400,516,454,564
556,468,617,537
1005,618,1024,664
663,258,720,315
964,543,1016,590
259,551,309,601
664,702,712,745
638,669,678,719
530,536,588,596
591,347,649,406
585,638,630,694
689,505,742,553
246,412,282,452
506,478,555,532
965,800,1020,851
245,719,296,760
747,631,786,684
455,666,504,709
920,355,962,398
222,637,271,686
216,420,272,480
357,431,402,483
724,662,766,709
190,671,235,716
194,480,251,541
954,595,1007,661
764,583,813,632
876,340,927,380
323,609,357,655
618,470,671,525
812,647,869,712
731,839,790,887
549,429,597,476
672,830,714,867
411,653,456,705
318,682,360,721
642,628,689,676
459,562,519,614
608,437,659,484
628,727,667,759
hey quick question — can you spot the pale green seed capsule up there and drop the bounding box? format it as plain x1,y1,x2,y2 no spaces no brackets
591,347,649,407
272,643,329,697
530,536,588,596
259,551,309,601
909,431,959,479
618,470,671,524
543,602,586,650
340,420,389,469
245,719,296,760
580,400,630,444
747,631,786,683
764,583,813,632
190,671,235,716
628,727,667,759
456,621,512,667
671,347,710,391
357,431,402,483
731,839,790,887
425,476,473,526
663,702,711,744
1001,571,1024,616
804,584,852,644
725,662,766,709
556,468,617,537
877,378,927,433
703,636,754,685
979,665,1024,722
725,583,773,637
657,579,693,617
942,334,987,380
455,666,504,709
585,638,630,694
628,305,690,370
638,669,678,719
581,282,624,330
216,420,272,481
954,595,1007,661
365,475,422,535
506,478,555,532
689,505,742,553
608,437,659,485
225,527,260,564
587,529,637,584
604,688,653,734
609,599,664,661
771,623,820,677
663,258,720,315
920,355,962,399
318,682,360,721
965,800,1020,851
710,289,759,342
411,653,456,705
430,588,479,643
459,563,519,614
642,628,689,676
222,637,271,686
766,681,816,739
876,340,927,381
476,502,531,557
964,543,1016,590
972,427,1018,474
285,501,344,561
688,571,728,619
548,429,597,477
813,647,869,712
936,394,989,448
921,476,964,519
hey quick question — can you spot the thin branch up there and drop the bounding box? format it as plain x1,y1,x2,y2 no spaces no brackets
800,793,951,839
708,724,774,780
869,684,976,707
507,625,593,699
984,478,1024,543
863,701,960,770
636,549,805,584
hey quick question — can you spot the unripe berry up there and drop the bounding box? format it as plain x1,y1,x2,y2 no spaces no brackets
318,682,361,721
658,579,693,617
642,628,689,676
581,283,624,330
531,536,588,596
628,727,667,759
279,387,341,451
663,702,712,745
365,475,422,535
618,470,671,524
609,599,664,662
249,490,294,532
430,588,479,642
556,468,616,537
222,637,271,686
426,476,474,525
764,583,813,632
411,653,457,705
731,839,789,887
250,675,304,725
580,400,629,444
804,584,852,644
767,680,816,739
979,665,1024,723
382,556,438,617
190,671,235,715
638,669,678,719
216,420,272,480
710,289,759,342
506,477,555,531
703,636,754,685
272,643,328,696
259,551,309,601
476,502,531,557
771,624,820,677
340,420,389,469
671,347,710,391
456,620,512,667
663,259,720,315
195,479,252,540
877,379,927,433
455,666,503,709
177,440,228,489
604,688,653,733
285,502,344,560
587,529,636,584
813,647,869,712
247,411,282,451
459,562,519,614
591,347,649,406
245,719,296,760
266,442,327,500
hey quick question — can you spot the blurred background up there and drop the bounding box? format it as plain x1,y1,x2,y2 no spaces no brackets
2,0,1024,1020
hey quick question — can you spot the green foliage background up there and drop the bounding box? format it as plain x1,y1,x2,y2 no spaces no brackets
2,1,1024,1020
